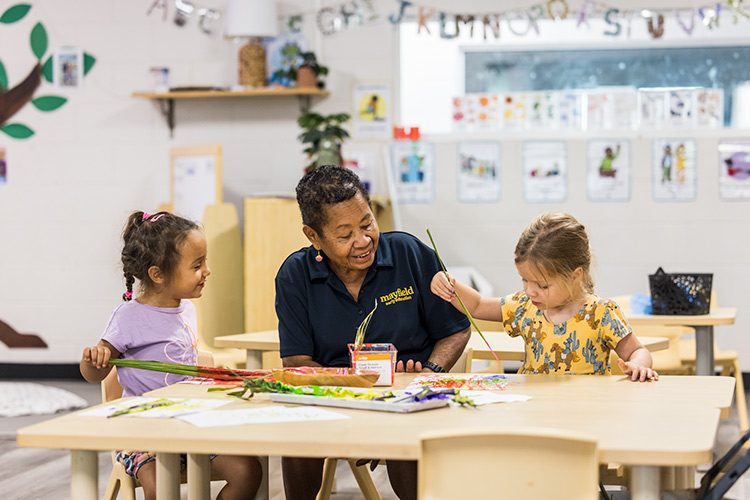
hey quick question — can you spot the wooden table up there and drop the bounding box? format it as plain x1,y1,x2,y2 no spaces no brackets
215,330,669,369
626,307,737,376
17,374,732,500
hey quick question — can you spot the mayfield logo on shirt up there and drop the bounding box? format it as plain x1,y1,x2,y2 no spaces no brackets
379,285,415,306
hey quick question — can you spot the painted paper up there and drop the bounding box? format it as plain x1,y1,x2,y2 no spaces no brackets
457,141,500,202
390,140,434,203
352,82,392,139
522,141,567,202
718,140,750,200
587,139,631,201
652,138,697,201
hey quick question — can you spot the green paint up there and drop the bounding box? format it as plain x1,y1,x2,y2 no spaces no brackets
0,4,31,24
30,22,47,60
83,53,96,75
41,56,52,83
1,123,34,139
32,95,67,112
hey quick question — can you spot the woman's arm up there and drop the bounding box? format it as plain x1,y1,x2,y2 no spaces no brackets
282,355,322,368
431,272,503,322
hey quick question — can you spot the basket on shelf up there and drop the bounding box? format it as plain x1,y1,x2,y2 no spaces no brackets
648,267,713,315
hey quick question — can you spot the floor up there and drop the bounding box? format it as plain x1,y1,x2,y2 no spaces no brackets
0,379,748,500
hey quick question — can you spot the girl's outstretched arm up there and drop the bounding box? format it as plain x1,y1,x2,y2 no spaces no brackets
614,333,659,382
430,272,504,322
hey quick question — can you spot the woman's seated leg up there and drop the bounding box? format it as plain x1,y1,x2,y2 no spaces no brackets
282,456,326,500
386,459,417,500
212,454,263,500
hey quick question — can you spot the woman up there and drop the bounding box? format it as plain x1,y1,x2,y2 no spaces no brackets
275,164,471,500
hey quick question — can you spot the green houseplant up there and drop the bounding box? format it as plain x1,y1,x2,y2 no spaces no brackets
298,111,350,172
297,51,328,89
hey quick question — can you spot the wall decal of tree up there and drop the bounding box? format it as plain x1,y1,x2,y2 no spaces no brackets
0,3,96,139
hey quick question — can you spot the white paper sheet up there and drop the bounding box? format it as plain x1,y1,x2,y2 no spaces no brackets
79,397,232,418
176,405,350,427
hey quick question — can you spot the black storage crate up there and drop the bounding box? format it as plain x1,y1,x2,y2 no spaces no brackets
648,267,713,315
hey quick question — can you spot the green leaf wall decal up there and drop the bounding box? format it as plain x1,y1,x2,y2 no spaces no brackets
31,95,67,112
0,4,31,24
42,56,52,82
1,123,34,139
83,53,96,75
30,22,47,60
0,60,7,91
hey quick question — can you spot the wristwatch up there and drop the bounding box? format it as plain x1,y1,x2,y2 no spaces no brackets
424,361,447,373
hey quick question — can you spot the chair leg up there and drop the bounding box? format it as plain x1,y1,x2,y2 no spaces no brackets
101,472,121,500
315,458,338,500
732,359,749,433
347,459,383,500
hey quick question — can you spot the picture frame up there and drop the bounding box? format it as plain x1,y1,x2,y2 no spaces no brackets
352,82,392,140
170,144,222,223
53,47,84,89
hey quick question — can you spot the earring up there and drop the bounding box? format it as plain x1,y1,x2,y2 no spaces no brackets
315,250,323,262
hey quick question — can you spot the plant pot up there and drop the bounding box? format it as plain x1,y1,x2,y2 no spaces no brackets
296,65,317,88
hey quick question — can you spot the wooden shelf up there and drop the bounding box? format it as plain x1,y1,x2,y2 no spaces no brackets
132,87,330,136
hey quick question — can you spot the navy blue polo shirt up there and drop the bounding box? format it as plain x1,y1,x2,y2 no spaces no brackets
275,231,470,367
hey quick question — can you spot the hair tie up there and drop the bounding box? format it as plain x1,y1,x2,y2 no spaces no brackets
142,212,152,221
150,214,165,222
125,291,132,299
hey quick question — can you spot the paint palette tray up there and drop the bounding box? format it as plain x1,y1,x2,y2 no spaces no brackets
269,393,448,413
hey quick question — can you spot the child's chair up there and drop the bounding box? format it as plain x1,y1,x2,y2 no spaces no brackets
100,351,269,500
417,426,599,500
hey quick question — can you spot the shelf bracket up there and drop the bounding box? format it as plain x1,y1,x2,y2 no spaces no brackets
155,98,175,137
297,95,312,114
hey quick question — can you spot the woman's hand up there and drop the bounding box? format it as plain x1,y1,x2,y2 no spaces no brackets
396,359,423,372
82,344,112,370
431,272,455,302
618,358,659,382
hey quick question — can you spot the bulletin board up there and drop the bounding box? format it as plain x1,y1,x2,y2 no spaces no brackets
170,144,222,223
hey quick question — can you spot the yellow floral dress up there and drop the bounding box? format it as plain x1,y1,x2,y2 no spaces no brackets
499,292,631,375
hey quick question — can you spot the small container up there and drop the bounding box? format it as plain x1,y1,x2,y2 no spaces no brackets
348,343,397,386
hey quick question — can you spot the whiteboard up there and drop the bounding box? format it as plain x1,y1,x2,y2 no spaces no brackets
171,145,222,223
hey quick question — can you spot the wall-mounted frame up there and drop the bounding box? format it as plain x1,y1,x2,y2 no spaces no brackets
170,144,222,223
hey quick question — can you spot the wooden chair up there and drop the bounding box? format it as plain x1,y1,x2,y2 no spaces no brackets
418,427,599,500
100,351,269,500
316,349,479,500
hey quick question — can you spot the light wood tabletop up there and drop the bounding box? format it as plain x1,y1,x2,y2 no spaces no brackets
17,374,733,500
624,307,737,376
214,330,670,368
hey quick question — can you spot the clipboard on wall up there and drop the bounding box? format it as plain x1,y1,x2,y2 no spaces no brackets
170,144,222,223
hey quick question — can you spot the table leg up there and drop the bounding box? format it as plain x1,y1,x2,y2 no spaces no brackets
156,452,181,500
187,453,211,500
246,350,263,370
71,450,98,500
629,465,661,500
694,325,715,376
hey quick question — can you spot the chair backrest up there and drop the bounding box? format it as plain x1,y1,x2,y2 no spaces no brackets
610,325,694,374
418,427,599,500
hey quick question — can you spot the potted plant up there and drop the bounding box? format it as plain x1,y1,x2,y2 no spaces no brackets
298,111,350,172
296,51,329,89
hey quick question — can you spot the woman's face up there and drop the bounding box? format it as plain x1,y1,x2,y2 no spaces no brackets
313,192,379,276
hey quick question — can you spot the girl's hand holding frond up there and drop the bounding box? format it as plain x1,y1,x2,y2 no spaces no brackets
431,271,456,302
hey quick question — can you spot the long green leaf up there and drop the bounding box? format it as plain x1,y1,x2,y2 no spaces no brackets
31,95,67,112
83,52,96,76
0,60,7,91
41,56,53,82
30,22,47,61
0,4,31,24
1,123,34,139
426,228,500,363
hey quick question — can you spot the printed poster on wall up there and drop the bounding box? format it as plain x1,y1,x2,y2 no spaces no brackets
341,145,378,194
352,82,391,139
586,139,631,202
718,140,750,200
522,141,567,203
652,139,697,201
390,140,434,203
0,145,6,184
457,141,500,202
